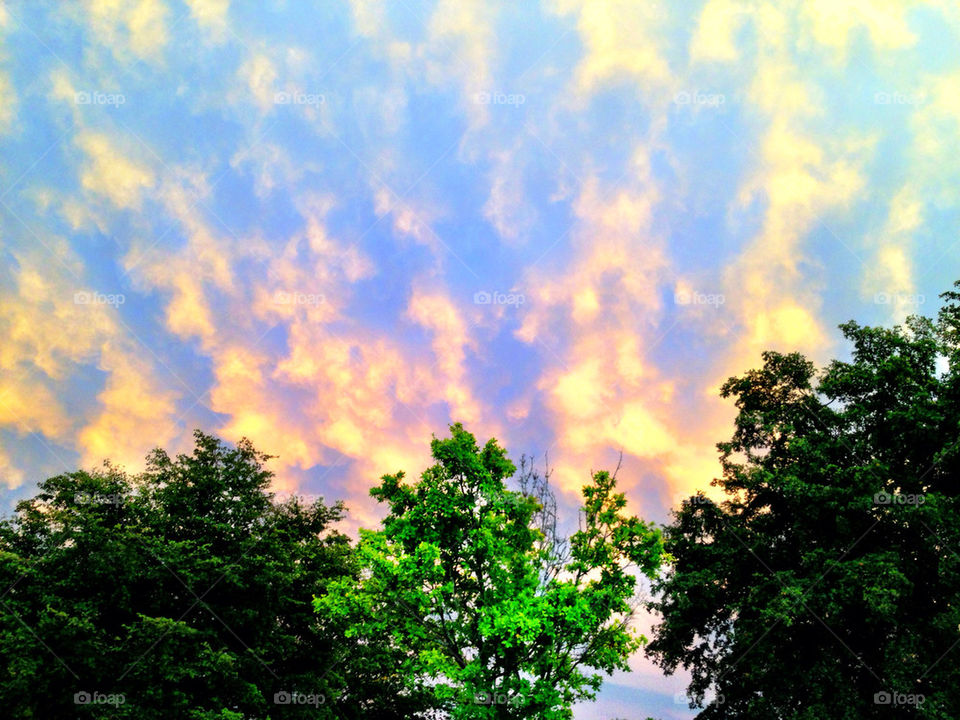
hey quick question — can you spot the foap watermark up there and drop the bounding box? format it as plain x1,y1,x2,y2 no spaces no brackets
874,691,925,707
474,691,521,707
674,90,725,107
674,691,725,707
273,491,324,505
75,492,124,506
874,492,925,507
75,91,126,107
672,492,715,509
74,691,125,706
274,91,325,106
675,290,725,307
474,91,525,106
874,91,926,106
474,290,525,307
74,291,125,307
874,291,925,306
274,691,325,706
479,488,531,508
274,290,325,307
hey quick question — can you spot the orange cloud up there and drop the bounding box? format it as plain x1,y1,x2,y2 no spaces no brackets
0,242,181,478
77,339,179,469
406,288,482,426
512,146,726,511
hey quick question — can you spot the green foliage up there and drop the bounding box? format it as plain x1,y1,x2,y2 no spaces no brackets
0,431,423,719
647,286,960,719
318,423,667,719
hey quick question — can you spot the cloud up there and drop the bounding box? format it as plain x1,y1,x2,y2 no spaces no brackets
0,241,180,478
908,68,960,200
110,182,455,525
406,288,483,426
211,342,327,477
513,147,713,506
0,366,72,448
861,186,924,322
0,247,112,384
77,339,180,469
0,7,13,135
237,53,279,112
348,0,386,39
0,445,24,490
549,0,671,97
120,165,236,345
76,132,155,209
185,0,230,42
10,0,947,535
713,8,869,382
83,0,169,61
0,68,16,136
483,146,535,243
800,0,918,60
231,142,320,199
517,152,663,345
207,317,444,527
426,0,497,121
689,0,746,63
372,185,447,259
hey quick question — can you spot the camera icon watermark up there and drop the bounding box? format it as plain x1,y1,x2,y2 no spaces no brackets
274,690,325,706
672,492,715,509
873,492,925,506
874,291,925,306
675,290,725,307
474,91,525,106
473,290,525,307
73,291,125,307
674,90,725,107
474,690,521,706
75,91,126,107
874,691,924,706
273,290,325,306
874,91,926,106
274,91,325,106
75,492,124,506
674,691,725,706
74,691,125,706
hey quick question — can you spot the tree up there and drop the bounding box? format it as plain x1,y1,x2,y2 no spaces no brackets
647,287,960,719
317,423,667,719
0,431,428,719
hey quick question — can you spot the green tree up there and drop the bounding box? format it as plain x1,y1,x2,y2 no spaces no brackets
0,431,428,719
318,423,667,719
647,288,960,719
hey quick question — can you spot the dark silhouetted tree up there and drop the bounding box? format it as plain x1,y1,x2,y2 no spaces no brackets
648,285,960,719
0,431,432,719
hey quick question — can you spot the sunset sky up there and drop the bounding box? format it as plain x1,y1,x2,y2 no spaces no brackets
2,1,960,717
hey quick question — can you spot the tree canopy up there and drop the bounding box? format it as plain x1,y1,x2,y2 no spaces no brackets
0,431,422,719
317,423,667,719
647,287,960,719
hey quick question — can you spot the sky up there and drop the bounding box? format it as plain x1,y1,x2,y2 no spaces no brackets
2,0,960,717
